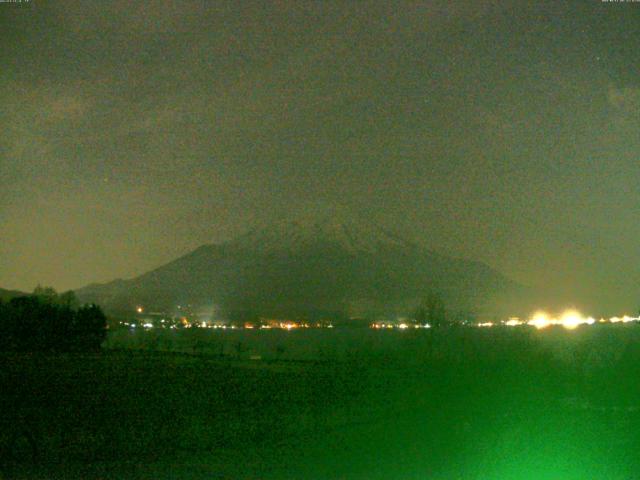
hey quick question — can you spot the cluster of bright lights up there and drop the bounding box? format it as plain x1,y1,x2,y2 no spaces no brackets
257,322,333,330
125,306,640,332
477,311,640,330
528,311,587,330
371,322,431,330
198,324,237,329
123,319,336,330
525,310,640,330
477,322,494,328
610,315,638,324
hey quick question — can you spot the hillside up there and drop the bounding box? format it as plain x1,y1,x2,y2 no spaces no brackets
0,287,28,302
76,216,531,320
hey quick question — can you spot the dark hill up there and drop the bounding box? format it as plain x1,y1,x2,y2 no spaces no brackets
0,288,28,302
76,216,532,320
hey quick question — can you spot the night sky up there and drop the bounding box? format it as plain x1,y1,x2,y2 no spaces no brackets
1,1,639,313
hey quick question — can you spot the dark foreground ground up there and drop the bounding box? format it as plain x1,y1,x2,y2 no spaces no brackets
2,326,640,479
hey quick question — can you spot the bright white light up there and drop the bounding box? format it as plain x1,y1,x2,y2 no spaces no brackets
560,310,583,330
398,323,408,330
505,318,522,326
528,311,551,330
136,306,143,314
523,310,606,330
143,323,153,328
478,322,494,328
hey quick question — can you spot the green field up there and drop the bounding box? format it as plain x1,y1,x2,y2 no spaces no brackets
2,326,640,479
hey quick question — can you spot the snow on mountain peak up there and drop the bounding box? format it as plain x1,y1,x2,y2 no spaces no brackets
232,214,413,255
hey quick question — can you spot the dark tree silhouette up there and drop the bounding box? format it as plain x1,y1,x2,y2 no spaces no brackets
0,288,107,352
415,291,447,328
58,290,80,309
71,304,107,351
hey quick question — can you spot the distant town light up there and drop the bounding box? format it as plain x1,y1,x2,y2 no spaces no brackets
560,310,582,330
136,306,143,313
528,311,551,330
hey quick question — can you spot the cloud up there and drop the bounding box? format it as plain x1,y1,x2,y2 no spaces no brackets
52,0,212,34
607,84,640,113
47,94,92,121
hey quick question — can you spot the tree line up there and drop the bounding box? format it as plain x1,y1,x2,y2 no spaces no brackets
0,286,107,352
415,291,448,328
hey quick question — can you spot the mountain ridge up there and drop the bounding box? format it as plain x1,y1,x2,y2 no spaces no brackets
76,216,531,320
0,288,28,302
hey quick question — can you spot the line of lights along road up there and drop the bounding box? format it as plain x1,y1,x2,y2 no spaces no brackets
129,306,640,331
477,310,640,330
372,310,640,331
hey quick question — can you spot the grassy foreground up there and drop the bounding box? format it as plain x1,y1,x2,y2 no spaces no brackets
2,326,640,479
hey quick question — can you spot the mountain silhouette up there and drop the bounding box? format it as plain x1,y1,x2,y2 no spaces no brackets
76,215,530,321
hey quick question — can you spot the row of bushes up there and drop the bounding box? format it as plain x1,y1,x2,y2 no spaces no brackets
0,288,107,352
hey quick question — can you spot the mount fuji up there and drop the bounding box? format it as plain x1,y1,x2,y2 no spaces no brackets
76,214,529,321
